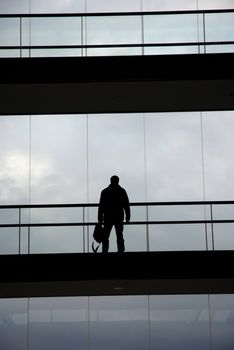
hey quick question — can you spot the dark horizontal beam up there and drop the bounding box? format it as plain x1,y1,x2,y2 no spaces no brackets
0,199,234,209
1,53,234,84
0,251,234,297
0,8,233,17
0,53,234,115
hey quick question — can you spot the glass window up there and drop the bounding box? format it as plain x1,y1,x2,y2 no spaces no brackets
30,115,87,204
0,49,20,58
88,114,146,203
143,0,197,11
210,294,234,350
148,204,209,221
29,226,84,254
149,223,207,251
205,13,234,53
89,295,149,350
86,16,142,45
145,113,204,201
149,295,210,350
86,0,142,13
144,14,200,45
29,297,88,350
202,111,234,200
212,223,234,250
0,18,20,46
31,0,85,13
0,0,29,14
0,116,30,205
30,17,81,46
87,47,142,56
28,207,84,224
30,48,82,57
198,0,234,10
0,298,28,350
0,228,19,254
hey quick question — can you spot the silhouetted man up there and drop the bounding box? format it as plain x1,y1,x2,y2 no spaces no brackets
98,175,130,253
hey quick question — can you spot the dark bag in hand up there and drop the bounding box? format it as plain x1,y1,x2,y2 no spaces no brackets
92,224,104,253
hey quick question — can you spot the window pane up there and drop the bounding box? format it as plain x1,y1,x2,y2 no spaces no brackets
30,48,82,57
0,0,28,14
87,0,142,13
143,0,197,11
145,113,204,201
86,16,142,45
87,47,142,56
0,228,19,254
198,0,234,10
28,207,83,224
0,18,20,46
213,224,234,250
31,115,87,204
88,114,146,203
0,116,29,204
31,0,85,13
29,297,88,350
30,226,84,254
148,205,209,221
31,17,81,46
89,296,149,350
202,111,234,200
0,299,28,350
149,224,206,251
205,13,234,53
149,295,210,350
205,13,234,42
210,294,234,350
144,45,200,55
144,14,200,44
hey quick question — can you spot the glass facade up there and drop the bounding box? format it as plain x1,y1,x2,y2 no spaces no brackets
1,112,234,206
0,294,233,350
0,112,233,253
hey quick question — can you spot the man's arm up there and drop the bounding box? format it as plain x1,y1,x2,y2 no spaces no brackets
123,190,130,222
98,191,104,223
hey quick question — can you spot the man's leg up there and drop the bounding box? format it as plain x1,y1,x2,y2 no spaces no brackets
115,222,125,253
102,222,113,253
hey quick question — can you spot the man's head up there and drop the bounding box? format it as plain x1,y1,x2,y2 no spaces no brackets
110,175,119,185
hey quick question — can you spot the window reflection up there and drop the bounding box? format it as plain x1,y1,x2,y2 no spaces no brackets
149,295,210,350
1,295,233,350
210,294,234,350
89,295,149,350
0,298,28,350
29,297,88,350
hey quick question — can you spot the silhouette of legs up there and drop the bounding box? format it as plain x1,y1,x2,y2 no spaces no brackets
115,222,125,253
102,221,125,253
